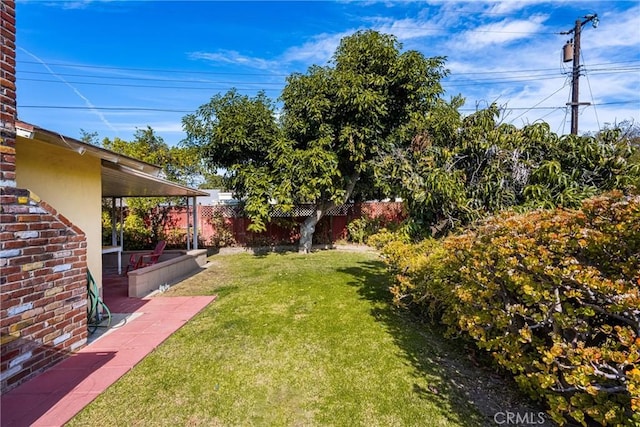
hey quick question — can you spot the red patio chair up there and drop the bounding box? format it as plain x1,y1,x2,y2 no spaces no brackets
124,240,167,276
139,240,167,267
124,253,144,276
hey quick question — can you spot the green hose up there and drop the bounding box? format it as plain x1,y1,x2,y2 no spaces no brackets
87,269,112,335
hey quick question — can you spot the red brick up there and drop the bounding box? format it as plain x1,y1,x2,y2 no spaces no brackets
0,195,17,204
54,291,72,302
2,223,26,232
37,201,56,215
0,280,21,293
1,157,14,168
0,314,19,328
22,291,44,304
21,246,45,256
0,231,14,240
5,273,29,283
16,215,42,223
25,238,48,247
8,255,33,264
27,223,48,231
31,253,53,263
1,239,24,250
6,368,32,387
0,214,15,222
1,10,16,27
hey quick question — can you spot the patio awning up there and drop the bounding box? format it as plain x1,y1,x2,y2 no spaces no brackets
16,121,208,199
101,160,207,198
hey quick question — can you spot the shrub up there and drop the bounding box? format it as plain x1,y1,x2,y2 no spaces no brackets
347,212,402,244
347,217,379,244
380,191,640,425
101,211,114,246
122,213,152,250
207,211,236,247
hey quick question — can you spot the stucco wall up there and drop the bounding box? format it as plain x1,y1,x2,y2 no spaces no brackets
15,137,102,288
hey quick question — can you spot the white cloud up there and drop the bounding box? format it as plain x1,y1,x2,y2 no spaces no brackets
364,17,443,41
145,122,185,134
587,5,640,50
188,50,278,71
485,0,558,15
29,0,116,10
280,32,347,65
455,14,548,48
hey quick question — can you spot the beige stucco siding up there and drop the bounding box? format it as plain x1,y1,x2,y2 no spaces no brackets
16,136,103,289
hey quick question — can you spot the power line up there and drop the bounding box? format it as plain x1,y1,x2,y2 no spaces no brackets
20,105,195,113
507,78,571,124
18,70,287,85
18,77,283,91
19,65,638,83
20,101,638,113
450,61,640,76
17,60,640,80
582,51,600,130
18,68,637,91
19,59,639,79
17,59,637,95
17,60,291,77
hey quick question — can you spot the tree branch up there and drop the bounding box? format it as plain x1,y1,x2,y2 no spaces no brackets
551,385,627,394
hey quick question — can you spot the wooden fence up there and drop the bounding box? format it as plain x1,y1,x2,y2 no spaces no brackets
166,202,405,247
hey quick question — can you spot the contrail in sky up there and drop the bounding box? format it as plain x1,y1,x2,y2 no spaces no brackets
19,47,118,134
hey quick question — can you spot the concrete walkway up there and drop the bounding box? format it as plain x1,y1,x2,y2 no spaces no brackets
1,295,216,427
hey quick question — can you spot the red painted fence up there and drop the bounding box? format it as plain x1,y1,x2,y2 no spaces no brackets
166,202,406,247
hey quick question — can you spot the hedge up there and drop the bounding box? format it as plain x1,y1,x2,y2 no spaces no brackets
372,191,639,425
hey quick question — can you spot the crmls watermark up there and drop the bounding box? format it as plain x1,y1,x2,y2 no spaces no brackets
493,411,547,425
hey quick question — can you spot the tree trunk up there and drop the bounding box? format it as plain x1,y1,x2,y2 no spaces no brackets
299,208,324,253
298,172,360,253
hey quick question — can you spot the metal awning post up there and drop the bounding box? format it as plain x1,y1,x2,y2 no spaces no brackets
119,198,124,248
186,197,191,251
192,196,198,250
111,197,117,246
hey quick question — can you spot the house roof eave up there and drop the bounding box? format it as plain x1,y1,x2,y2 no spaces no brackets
16,120,207,199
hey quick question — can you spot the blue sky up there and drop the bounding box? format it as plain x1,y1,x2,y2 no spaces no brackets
15,0,640,147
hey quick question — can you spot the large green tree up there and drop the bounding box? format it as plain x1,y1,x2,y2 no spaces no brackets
376,103,640,238
182,30,448,251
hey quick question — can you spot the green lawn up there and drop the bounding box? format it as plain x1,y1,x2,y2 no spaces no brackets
69,250,487,426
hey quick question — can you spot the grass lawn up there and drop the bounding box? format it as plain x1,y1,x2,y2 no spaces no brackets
69,250,490,426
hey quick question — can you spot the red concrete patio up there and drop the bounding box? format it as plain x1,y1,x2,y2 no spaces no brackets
0,271,216,427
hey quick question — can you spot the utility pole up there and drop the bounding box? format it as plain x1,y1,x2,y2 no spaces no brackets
561,14,598,135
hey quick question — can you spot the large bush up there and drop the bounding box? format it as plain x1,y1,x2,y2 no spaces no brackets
376,191,639,425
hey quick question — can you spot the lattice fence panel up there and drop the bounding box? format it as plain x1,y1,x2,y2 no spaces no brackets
200,203,356,220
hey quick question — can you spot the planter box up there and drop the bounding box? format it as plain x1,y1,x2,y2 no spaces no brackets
126,249,208,297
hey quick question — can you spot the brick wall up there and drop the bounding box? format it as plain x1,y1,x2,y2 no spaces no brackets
0,0,89,392
1,0,17,188
0,190,89,391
